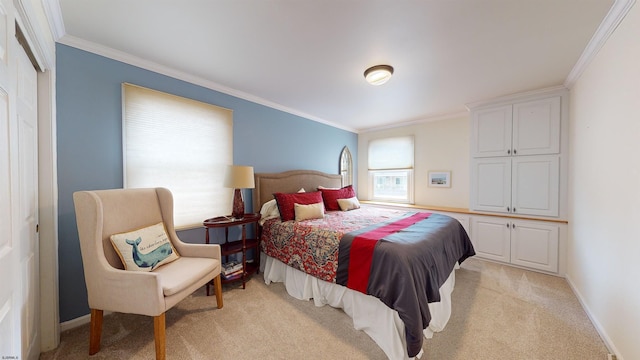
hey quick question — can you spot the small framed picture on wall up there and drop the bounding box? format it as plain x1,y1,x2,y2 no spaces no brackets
428,171,451,188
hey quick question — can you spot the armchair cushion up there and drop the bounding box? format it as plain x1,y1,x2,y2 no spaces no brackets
110,222,180,271
153,257,220,296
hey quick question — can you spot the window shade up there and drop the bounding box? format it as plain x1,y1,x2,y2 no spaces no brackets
122,83,233,228
368,136,414,170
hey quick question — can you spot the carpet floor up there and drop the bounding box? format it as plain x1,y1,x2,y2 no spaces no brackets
40,258,609,359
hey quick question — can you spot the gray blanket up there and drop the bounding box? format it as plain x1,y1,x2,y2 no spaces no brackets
336,212,475,358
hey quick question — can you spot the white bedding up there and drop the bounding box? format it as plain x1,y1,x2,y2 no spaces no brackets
260,252,457,360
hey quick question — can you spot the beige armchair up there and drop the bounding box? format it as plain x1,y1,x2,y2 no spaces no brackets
73,187,223,360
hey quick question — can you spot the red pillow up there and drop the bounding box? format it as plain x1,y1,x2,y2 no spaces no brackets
319,185,356,211
273,191,324,221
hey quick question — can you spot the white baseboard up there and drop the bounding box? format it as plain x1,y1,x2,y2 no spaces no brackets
60,310,113,332
564,273,622,360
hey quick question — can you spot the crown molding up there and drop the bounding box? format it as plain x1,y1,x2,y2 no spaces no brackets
465,85,568,110
359,111,469,133
564,0,636,88
57,35,358,134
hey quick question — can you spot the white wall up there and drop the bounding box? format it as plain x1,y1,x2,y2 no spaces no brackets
358,115,470,208
568,3,640,360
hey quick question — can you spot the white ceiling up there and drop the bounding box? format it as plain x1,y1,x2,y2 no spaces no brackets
56,0,615,132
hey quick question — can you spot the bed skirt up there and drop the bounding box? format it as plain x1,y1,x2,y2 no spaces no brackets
260,252,457,360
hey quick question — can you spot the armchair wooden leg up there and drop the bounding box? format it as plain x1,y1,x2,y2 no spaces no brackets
154,313,166,360
89,309,103,355
214,274,223,309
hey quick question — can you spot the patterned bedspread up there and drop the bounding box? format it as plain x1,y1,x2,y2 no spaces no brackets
260,206,406,282
261,205,475,358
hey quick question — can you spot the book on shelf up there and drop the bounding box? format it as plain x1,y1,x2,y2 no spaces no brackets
222,268,243,279
222,261,243,276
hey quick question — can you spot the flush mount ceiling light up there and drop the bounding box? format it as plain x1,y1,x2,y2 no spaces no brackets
364,65,394,86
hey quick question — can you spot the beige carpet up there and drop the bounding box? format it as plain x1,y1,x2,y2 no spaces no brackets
40,258,609,359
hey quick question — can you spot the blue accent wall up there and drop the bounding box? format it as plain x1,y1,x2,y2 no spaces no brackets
56,43,357,322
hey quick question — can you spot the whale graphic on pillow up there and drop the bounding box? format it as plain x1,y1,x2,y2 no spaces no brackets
126,237,173,270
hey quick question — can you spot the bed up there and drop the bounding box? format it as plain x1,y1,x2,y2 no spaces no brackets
253,170,474,359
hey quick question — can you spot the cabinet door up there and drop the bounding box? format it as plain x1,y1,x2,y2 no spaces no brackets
470,216,511,263
471,105,512,157
471,157,511,213
442,212,470,236
511,155,559,216
512,96,560,156
510,220,559,273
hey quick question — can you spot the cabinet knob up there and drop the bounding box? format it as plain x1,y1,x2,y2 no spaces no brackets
507,206,510,212
506,223,510,228
513,208,516,213
507,149,511,155
513,149,517,155
512,223,516,229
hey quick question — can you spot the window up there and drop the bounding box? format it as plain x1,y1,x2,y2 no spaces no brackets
122,83,233,228
368,136,414,203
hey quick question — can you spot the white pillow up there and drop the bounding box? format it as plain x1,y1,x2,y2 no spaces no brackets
294,202,325,221
110,222,179,271
337,197,361,211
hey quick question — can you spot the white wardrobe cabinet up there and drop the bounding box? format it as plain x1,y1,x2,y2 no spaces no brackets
471,96,561,158
471,216,560,273
471,155,560,217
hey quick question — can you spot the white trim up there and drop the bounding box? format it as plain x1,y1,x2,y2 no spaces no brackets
13,0,55,70
564,274,621,358
60,310,113,332
57,35,358,134
564,0,636,88
37,69,59,352
41,0,65,41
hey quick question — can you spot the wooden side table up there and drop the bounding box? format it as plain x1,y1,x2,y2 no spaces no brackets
203,213,261,290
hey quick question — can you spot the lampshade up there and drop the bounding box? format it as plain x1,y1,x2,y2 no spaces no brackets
364,65,394,86
224,165,255,189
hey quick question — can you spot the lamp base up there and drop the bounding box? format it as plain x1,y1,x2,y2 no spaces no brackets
231,188,244,219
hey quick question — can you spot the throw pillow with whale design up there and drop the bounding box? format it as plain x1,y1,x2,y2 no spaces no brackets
110,222,180,271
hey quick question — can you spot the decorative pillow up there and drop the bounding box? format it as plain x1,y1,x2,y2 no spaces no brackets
110,222,180,271
294,202,325,221
274,191,323,221
259,188,307,224
319,185,356,211
337,196,361,211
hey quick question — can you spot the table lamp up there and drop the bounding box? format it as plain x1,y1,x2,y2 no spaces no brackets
224,165,255,219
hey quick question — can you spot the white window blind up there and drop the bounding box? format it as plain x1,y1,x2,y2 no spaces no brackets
122,83,233,229
368,136,414,203
368,136,414,170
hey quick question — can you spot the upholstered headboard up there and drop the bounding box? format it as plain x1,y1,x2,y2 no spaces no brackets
253,170,343,212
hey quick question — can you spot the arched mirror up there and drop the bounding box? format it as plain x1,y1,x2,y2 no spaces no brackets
339,146,353,187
